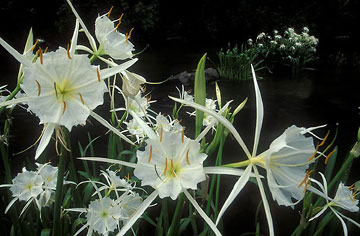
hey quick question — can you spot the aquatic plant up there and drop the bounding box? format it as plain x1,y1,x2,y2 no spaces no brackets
0,1,359,236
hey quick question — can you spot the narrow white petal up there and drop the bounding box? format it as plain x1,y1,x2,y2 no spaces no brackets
204,166,257,177
0,96,29,108
100,59,138,79
19,198,34,217
5,197,19,214
184,190,222,236
216,165,252,225
65,208,87,213
251,64,264,157
336,211,360,228
117,190,158,236
75,45,94,54
89,111,135,146
309,205,328,221
253,165,274,236
331,208,348,236
0,37,31,67
35,123,55,160
170,96,251,158
74,223,89,236
78,157,137,169
130,110,157,139
70,19,80,57
66,0,97,52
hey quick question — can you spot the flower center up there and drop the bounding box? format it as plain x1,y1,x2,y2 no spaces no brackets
101,211,108,218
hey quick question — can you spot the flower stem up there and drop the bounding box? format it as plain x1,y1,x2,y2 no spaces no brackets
52,142,68,236
168,193,184,236
222,159,251,168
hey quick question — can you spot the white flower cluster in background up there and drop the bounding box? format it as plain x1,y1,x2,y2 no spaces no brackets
0,163,68,216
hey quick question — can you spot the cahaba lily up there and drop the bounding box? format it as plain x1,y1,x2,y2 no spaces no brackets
80,109,252,236
0,21,137,159
170,65,326,235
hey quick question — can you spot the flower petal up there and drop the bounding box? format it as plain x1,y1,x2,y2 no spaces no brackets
100,58,138,79
216,164,252,225
251,64,263,157
184,190,222,236
117,190,158,236
170,96,251,159
0,37,31,67
331,208,348,236
35,123,56,160
78,157,137,169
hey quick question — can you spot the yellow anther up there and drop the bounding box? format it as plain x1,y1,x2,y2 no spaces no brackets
107,6,114,18
324,149,336,164
79,92,85,105
38,47,43,64
114,13,124,32
160,125,163,142
299,169,314,193
181,126,185,143
62,101,67,115
170,159,175,177
186,149,190,165
35,80,41,96
319,131,330,147
96,68,101,82
148,145,153,163
163,158,168,176
44,47,48,54
126,27,134,43
30,39,39,52
66,44,72,60
308,145,319,162
348,183,355,190
146,95,152,103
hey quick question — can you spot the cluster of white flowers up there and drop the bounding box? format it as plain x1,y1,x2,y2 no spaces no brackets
0,163,65,216
68,169,143,236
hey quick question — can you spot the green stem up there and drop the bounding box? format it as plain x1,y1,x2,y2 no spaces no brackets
168,194,184,236
328,153,356,191
52,144,68,236
161,198,169,234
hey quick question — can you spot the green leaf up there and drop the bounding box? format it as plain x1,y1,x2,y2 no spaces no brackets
40,229,51,236
194,53,207,137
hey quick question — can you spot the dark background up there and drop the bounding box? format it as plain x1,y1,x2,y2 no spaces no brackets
1,0,360,235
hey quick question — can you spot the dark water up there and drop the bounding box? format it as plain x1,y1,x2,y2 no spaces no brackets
2,44,360,235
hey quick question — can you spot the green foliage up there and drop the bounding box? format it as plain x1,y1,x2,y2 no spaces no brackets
217,44,264,81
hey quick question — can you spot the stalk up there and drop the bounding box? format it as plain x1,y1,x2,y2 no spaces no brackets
52,141,68,236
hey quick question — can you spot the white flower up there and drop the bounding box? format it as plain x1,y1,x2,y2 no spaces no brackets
303,27,309,33
95,14,135,60
125,118,147,143
247,39,253,45
9,170,43,202
279,44,286,50
134,128,207,200
262,125,316,206
120,70,146,99
274,35,282,40
86,197,122,235
309,173,360,236
0,30,137,159
170,65,325,236
117,192,143,223
36,163,58,206
257,32,266,40
258,43,264,48
155,114,183,134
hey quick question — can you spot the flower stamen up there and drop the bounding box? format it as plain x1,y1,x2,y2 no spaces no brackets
62,101,67,115
107,6,114,18
160,125,163,142
299,169,314,193
181,126,185,143
35,80,41,96
186,149,190,165
163,157,168,176
66,44,72,60
54,82,58,99
125,28,134,43
324,149,336,164
114,13,124,32
30,39,39,52
79,92,85,105
148,145,152,163
170,159,175,177
38,47,43,64
308,145,319,161
96,68,101,82
43,47,48,53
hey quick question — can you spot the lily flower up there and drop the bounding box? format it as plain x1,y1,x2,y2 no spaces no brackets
80,106,252,236
308,172,360,236
0,163,68,216
170,65,325,235
0,22,137,159
66,0,134,61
